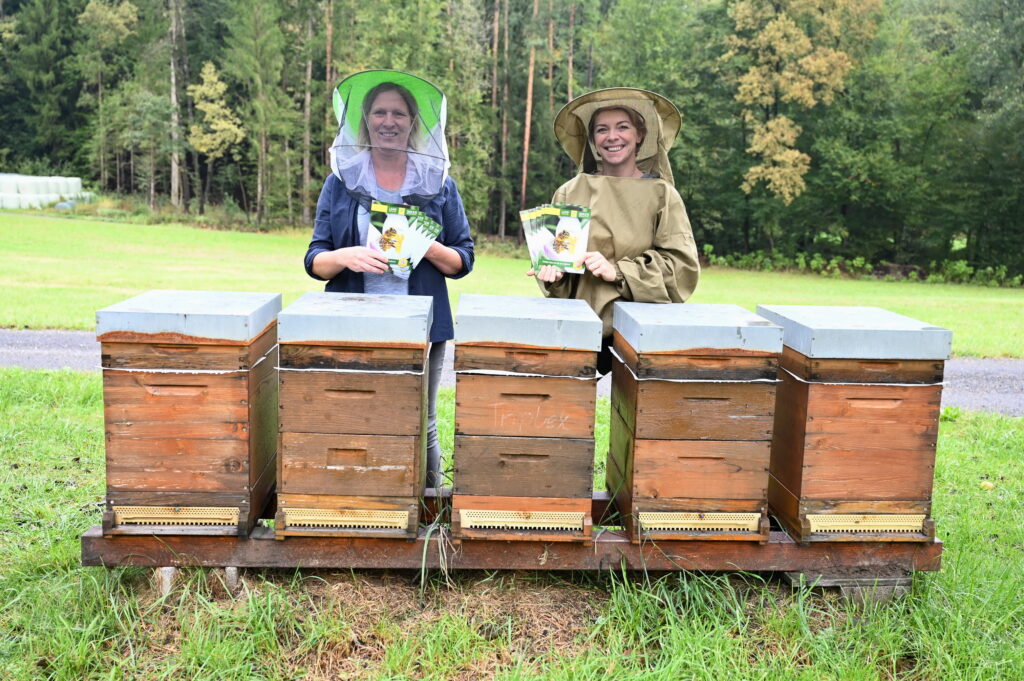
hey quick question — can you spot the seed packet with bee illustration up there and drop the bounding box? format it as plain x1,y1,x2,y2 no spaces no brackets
519,203,591,274
367,201,439,279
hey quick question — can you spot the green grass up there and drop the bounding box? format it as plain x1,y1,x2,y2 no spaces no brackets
2,214,1023,356
2,368,1022,679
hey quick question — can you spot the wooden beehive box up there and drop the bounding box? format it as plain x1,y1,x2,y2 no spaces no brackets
756,305,951,543
97,290,281,536
610,303,783,543
452,294,602,542
274,292,432,539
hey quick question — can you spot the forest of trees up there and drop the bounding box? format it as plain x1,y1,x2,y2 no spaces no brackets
1,0,1022,278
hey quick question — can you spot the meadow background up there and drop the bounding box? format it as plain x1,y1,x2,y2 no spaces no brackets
1,213,1023,679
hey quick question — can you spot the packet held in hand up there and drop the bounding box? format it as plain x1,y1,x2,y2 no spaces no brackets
520,203,591,274
368,202,443,279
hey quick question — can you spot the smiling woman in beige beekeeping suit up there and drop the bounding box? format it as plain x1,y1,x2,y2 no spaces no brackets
530,87,701,373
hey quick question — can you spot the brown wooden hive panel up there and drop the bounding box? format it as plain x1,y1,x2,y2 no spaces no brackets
279,343,426,372
278,370,424,435
803,383,941,452
780,345,945,384
106,437,250,493
631,439,770,501
455,374,595,438
632,379,776,441
279,432,420,497
799,448,936,500
100,326,277,371
454,343,598,377
613,331,779,381
454,435,593,498
103,371,249,425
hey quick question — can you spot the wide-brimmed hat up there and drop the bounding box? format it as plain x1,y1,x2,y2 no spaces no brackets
553,88,680,182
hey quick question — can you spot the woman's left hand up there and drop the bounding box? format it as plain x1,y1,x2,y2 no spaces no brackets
577,251,618,282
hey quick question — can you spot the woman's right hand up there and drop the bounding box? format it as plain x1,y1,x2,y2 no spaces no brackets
527,265,564,283
336,246,389,274
311,246,389,278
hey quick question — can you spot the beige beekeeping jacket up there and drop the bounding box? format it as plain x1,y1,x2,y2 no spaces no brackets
541,88,700,337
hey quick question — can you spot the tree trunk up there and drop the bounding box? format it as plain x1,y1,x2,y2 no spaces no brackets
168,0,182,208
201,158,210,215
519,0,539,210
587,41,593,89
324,0,334,168
302,14,313,225
547,0,554,114
284,137,294,224
498,0,509,238
490,0,499,107
98,72,106,189
148,147,156,210
179,0,198,212
257,130,267,227
567,3,575,101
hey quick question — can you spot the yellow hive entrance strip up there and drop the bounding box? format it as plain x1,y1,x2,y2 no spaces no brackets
459,509,584,532
113,506,239,526
639,512,760,533
807,514,926,534
282,508,409,530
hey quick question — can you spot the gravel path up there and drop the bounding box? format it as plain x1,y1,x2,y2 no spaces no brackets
2,329,1022,416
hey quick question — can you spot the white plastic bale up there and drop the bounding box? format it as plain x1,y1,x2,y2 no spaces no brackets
0,174,19,194
16,176,37,194
69,177,83,196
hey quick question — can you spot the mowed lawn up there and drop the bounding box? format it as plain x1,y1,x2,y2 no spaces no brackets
2,213,1022,356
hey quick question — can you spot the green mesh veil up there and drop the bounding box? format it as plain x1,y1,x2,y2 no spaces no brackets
330,70,449,202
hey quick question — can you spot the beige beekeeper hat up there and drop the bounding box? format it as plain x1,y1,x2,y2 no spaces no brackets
553,87,681,182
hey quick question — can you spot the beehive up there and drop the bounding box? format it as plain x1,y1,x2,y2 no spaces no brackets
756,305,951,543
452,294,602,542
97,290,281,536
610,303,783,543
274,292,432,539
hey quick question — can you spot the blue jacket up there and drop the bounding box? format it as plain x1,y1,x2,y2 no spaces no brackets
304,173,475,342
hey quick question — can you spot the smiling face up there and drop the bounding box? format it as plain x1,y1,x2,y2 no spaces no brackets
368,89,413,151
591,108,645,176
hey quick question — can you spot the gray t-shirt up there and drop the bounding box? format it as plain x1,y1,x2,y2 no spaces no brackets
358,184,410,295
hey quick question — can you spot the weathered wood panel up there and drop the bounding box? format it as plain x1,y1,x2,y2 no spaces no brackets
106,437,249,492
634,379,776,441
453,435,593,497
100,325,277,371
768,370,810,498
632,439,770,501
247,345,278,486
279,432,420,497
279,371,424,435
801,448,935,500
103,371,249,424
780,345,944,384
454,343,597,377
276,492,418,511
279,343,426,372
455,374,595,438
613,331,778,381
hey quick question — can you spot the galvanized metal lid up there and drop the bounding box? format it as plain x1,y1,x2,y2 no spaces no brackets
755,305,952,359
96,290,281,342
455,294,602,351
278,291,432,344
613,303,782,353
